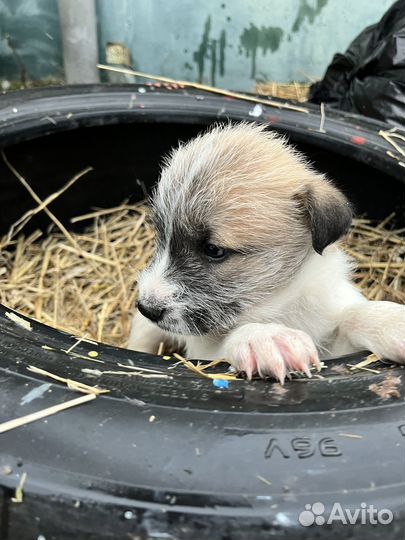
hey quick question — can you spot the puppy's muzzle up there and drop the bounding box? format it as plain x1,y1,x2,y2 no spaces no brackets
137,301,166,323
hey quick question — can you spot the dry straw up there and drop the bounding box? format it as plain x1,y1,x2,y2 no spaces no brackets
0,393,96,434
342,214,405,304
0,156,403,350
0,200,155,347
97,64,309,114
256,81,311,102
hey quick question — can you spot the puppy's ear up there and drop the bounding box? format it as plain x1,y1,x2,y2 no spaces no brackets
296,179,352,254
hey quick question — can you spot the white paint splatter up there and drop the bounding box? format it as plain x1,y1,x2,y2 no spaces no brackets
124,510,135,519
21,383,51,406
275,512,294,526
249,104,263,117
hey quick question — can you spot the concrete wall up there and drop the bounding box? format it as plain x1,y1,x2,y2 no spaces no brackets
0,0,395,90
0,0,63,85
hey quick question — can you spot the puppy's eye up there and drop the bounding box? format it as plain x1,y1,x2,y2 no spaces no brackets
203,243,228,261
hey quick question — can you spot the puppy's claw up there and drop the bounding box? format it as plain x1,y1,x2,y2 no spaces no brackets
245,363,253,381
302,365,312,378
278,374,285,386
243,344,257,380
271,361,287,386
223,323,318,382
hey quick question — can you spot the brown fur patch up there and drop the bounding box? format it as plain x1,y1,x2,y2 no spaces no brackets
158,122,351,253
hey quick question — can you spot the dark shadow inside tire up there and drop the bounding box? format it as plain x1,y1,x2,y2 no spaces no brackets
0,86,404,540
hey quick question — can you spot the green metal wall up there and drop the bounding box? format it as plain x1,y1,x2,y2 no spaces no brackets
97,0,395,89
0,0,63,85
0,0,395,90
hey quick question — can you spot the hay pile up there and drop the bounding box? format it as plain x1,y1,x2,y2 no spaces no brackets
0,202,155,347
256,81,311,102
343,215,405,304
0,174,403,348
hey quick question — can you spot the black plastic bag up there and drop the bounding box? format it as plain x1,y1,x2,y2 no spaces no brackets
309,0,405,126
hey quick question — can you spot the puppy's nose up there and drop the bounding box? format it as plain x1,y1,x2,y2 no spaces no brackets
138,301,165,323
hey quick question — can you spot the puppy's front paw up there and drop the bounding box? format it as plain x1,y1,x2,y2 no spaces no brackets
221,323,321,384
342,301,405,364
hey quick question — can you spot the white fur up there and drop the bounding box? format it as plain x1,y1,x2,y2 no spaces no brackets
184,247,363,356
128,310,167,354
128,123,405,382
130,244,405,381
137,249,179,306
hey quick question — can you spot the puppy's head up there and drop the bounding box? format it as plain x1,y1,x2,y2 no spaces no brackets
137,123,351,336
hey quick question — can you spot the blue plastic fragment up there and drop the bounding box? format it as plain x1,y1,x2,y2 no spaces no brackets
213,379,230,389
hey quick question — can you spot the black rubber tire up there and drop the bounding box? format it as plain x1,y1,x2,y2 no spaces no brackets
0,85,404,540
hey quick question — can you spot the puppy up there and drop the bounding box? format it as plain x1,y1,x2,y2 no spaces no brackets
128,123,405,383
